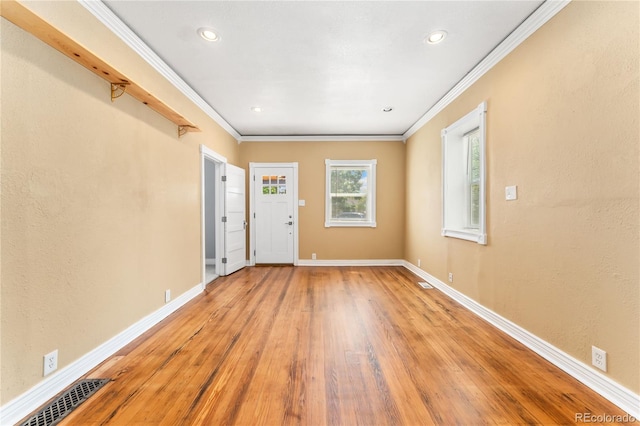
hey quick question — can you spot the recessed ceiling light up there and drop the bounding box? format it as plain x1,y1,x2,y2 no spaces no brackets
198,27,220,42
382,106,393,112
251,106,262,113
425,30,447,45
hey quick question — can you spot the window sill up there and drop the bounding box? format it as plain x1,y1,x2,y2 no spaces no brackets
325,221,377,228
442,228,487,245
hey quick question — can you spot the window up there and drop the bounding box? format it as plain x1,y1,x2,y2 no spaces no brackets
442,102,487,244
261,175,287,195
325,159,376,227
466,128,481,228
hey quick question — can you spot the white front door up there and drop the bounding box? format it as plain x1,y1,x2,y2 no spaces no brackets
222,163,246,275
253,165,297,264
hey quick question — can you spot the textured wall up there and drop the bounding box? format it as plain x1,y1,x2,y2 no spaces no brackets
1,3,238,404
239,141,405,260
405,1,639,392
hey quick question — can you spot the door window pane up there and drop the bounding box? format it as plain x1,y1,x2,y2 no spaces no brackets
261,175,286,195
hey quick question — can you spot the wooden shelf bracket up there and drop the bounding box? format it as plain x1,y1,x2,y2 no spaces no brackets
111,82,130,102
178,125,196,138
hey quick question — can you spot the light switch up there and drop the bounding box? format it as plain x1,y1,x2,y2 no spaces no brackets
298,199,306,206
505,185,517,201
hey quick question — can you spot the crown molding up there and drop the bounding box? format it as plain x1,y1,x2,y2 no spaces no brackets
77,0,241,140
239,135,405,143
79,0,569,144
403,0,571,140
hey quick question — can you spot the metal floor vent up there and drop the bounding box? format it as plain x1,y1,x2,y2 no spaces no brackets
418,281,434,289
21,379,110,426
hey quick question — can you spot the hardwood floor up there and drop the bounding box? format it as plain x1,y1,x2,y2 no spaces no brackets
60,266,630,425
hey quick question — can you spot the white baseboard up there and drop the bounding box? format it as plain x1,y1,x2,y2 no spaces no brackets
402,261,640,418
297,258,404,266
4,263,637,422
0,282,204,426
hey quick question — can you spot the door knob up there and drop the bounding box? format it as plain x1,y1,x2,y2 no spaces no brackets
285,221,293,225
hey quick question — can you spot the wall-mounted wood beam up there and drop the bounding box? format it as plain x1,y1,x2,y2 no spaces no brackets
0,0,200,136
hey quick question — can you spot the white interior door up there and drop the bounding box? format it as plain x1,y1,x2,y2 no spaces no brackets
254,166,296,264
223,163,246,275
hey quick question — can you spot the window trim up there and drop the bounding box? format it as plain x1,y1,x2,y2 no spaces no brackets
325,159,377,228
441,102,487,244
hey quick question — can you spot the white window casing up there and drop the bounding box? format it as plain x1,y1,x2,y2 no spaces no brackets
441,102,487,244
325,159,377,228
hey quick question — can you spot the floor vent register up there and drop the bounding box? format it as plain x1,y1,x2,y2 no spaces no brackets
20,378,110,426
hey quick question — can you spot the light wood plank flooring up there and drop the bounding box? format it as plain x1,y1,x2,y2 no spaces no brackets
58,266,629,425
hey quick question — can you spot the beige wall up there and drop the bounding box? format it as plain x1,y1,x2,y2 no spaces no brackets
2,0,638,410
405,1,639,392
239,141,405,260
1,2,238,404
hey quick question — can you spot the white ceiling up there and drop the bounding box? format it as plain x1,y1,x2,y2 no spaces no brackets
101,0,544,138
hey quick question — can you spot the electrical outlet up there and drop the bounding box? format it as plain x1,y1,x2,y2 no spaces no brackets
311,253,316,260
448,273,453,283
592,346,607,372
165,289,171,303
44,350,58,376
417,259,421,267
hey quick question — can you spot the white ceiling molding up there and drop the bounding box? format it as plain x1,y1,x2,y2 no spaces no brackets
78,0,568,143
78,0,241,140
403,0,571,140
239,135,405,143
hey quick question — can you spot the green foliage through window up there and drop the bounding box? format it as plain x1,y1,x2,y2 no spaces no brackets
261,175,286,195
330,168,368,220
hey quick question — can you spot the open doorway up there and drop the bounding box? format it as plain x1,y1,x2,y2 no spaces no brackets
204,158,218,283
200,145,225,287
200,145,247,286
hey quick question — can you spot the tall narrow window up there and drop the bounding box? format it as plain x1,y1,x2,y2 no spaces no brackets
442,102,487,244
325,159,377,227
466,128,481,229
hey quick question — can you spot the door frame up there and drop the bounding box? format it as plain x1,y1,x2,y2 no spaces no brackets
200,144,226,286
249,162,299,266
